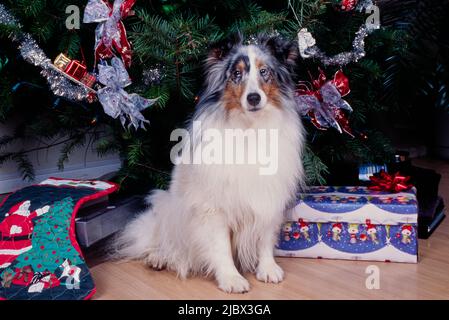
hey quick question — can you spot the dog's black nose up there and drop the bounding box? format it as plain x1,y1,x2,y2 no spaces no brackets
247,93,261,107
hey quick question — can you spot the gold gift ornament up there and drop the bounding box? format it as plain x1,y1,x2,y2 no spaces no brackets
53,53,71,70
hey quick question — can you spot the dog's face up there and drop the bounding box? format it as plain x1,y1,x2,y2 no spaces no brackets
224,46,275,112
204,35,298,114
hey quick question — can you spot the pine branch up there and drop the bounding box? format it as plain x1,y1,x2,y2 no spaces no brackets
0,152,35,181
229,10,287,35
17,0,46,18
0,135,15,150
303,146,329,185
0,78,13,121
57,133,87,170
12,153,35,181
144,85,170,109
127,140,144,167
96,137,120,157
57,32,81,58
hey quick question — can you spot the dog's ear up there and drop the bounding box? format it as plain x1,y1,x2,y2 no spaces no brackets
207,33,242,66
263,36,298,67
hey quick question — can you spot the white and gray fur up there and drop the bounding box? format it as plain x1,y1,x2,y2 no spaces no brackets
112,34,305,293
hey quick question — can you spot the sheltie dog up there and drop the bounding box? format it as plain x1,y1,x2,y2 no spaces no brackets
113,34,305,293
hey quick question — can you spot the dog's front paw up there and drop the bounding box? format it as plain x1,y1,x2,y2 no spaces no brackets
217,273,250,294
256,262,284,284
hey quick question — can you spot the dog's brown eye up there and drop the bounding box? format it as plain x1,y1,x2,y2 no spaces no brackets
233,70,242,78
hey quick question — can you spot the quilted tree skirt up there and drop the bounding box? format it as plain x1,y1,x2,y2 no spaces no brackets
0,178,118,300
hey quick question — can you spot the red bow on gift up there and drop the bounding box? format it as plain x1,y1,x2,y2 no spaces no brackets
295,69,354,137
83,0,135,68
368,170,413,193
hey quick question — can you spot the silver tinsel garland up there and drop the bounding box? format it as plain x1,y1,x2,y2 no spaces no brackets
0,4,90,101
0,4,20,27
296,0,379,66
300,24,375,66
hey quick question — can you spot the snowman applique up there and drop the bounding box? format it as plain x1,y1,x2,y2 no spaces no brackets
348,224,359,244
283,223,293,241
331,223,342,242
0,201,50,269
400,225,413,244
298,219,311,242
366,222,379,244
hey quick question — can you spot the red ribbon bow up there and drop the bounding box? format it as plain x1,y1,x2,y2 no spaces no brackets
296,69,353,136
84,0,136,68
368,170,413,193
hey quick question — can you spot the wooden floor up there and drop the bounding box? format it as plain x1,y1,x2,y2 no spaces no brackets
88,158,449,300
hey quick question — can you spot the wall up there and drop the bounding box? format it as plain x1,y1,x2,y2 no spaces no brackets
0,121,121,193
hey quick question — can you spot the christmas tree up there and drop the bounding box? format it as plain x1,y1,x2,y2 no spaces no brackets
0,0,448,191
13,197,82,273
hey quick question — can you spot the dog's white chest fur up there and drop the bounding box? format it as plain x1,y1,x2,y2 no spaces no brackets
175,105,303,225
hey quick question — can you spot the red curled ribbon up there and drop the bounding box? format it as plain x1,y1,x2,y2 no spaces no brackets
368,170,413,193
83,0,136,68
298,69,351,98
331,69,351,97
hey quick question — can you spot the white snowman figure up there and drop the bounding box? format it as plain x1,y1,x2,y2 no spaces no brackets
331,223,342,242
283,223,293,241
401,225,413,244
298,219,311,242
366,223,379,244
348,224,359,244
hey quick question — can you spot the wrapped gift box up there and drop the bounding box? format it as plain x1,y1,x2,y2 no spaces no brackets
275,186,418,263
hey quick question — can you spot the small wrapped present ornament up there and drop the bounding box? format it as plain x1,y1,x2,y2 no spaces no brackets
65,60,88,81
275,186,418,263
52,53,97,88
80,73,97,88
53,53,71,70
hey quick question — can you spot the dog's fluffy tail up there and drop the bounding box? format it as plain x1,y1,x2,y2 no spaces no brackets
109,190,170,266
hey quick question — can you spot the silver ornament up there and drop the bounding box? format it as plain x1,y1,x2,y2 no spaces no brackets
142,65,165,86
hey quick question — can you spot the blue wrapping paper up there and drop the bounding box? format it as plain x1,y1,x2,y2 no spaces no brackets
275,186,418,263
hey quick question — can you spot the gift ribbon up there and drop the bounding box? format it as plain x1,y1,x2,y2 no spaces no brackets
368,170,413,193
295,69,354,136
83,0,135,68
97,57,157,129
